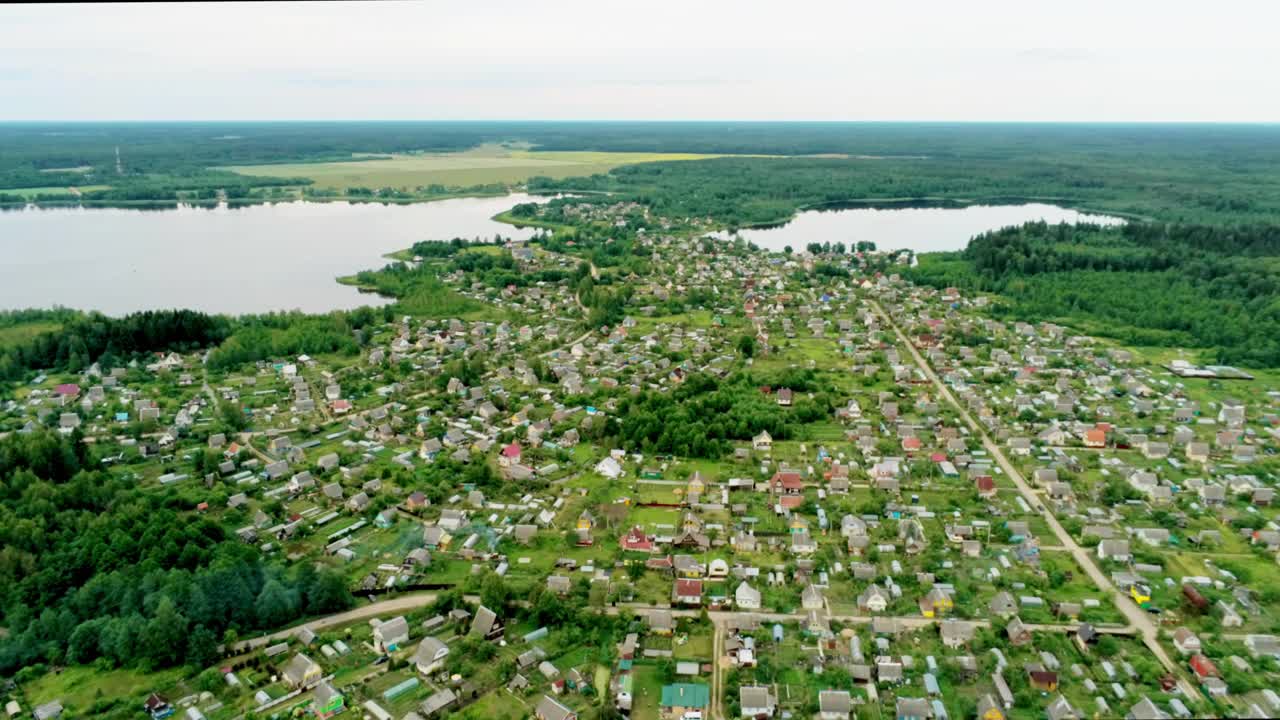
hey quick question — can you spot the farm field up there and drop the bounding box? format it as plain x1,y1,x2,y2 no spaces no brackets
220,145,733,190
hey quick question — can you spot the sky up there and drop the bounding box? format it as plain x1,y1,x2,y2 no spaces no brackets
2,0,1279,122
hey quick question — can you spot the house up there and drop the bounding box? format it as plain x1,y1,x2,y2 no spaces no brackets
777,388,793,406
547,575,572,595
499,442,522,467
801,584,825,611
939,620,974,649
1029,670,1058,692
736,582,762,610
282,653,322,688
896,697,933,720
143,694,175,719
660,684,710,720
918,587,954,618
976,695,1004,720
1243,633,1280,659
859,585,890,613
373,616,410,652
770,471,804,495
535,695,577,720
311,682,345,719
753,430,773,452
1126,697,1170,720
649,610,675,635
595,456,623,479
419,689,458,717
413,636,449,675
32,702,63,720
819,690,852,720
1172,627,1201,656
989,592,1017,618
1006,616,1032,646
470,605,503,640
1188,653,1219,680
621,526,656,553
406,491,429,511
975,475,996,499
673,579,703,606
1045,695,1080,720
1097,539,1131,562
740,686,776,718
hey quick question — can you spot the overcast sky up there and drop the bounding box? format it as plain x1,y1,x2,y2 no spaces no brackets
3,0,1278,122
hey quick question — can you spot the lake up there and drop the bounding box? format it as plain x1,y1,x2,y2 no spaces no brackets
718,202,1125,253
0,194,542,316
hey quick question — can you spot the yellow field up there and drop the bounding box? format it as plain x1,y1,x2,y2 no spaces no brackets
220,144,729,190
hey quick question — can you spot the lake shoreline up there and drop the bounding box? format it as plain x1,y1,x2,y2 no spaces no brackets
720,195,1144,232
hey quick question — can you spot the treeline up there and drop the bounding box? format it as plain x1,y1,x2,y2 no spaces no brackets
204,310,384,371
0,310,231,381
906,222,1280,366
615,370,832,458
0,431,352,673
0,307,391,385
530,148,1280,226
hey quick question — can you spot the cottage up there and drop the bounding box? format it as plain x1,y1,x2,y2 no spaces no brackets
817,690,852,719
739,686,776,718
281,653,322,688
660,684,710,719
534,695,577,720
373,616,410,652
413,636,449,674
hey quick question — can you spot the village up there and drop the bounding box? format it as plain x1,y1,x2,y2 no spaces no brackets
3,196,1280,720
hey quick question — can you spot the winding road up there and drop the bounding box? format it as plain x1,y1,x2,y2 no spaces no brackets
869,298,1201,700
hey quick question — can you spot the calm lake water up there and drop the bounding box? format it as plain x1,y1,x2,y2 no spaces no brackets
0,195,541,316
719,202,1125,253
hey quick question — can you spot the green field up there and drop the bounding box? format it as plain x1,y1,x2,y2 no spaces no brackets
7,185,111,198
221,145,730,190
0,322,61,348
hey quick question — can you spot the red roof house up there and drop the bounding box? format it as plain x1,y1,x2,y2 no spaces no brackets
1189,654,1219,679
621,526,655,553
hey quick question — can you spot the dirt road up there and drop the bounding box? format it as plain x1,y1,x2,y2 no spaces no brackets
869,299,1200,700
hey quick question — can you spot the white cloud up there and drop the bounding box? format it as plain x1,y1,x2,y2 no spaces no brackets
2,0,1278,121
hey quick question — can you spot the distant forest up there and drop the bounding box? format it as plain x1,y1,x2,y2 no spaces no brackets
6,122,1280,366
905,222,1280,366
4,122,1280,222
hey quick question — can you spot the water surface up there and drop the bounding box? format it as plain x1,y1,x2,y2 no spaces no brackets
719,202,1124,253
0,195,540,315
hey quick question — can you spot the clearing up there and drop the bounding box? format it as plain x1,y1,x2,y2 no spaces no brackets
219,144,732,190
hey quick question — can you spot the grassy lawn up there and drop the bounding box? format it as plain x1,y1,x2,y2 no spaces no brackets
23,665,187,711
221,145,730,190
0,321,61,347
7,185,111,198
630,662,665,720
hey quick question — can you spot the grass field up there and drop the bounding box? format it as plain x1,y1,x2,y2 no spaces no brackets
7,185,111,198
221,144,730,190
0,322,61,347
23,665,187,711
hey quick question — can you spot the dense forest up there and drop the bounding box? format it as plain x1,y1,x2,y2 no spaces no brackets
0,431,353,673
0,307,390,388
5,122,1280,223
905,222,1280,366
529,147,1280,227
0,310,231,382
615,370,833,458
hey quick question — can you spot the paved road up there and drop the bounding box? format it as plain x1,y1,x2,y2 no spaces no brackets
870,299,1200,700
229,591,438,653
